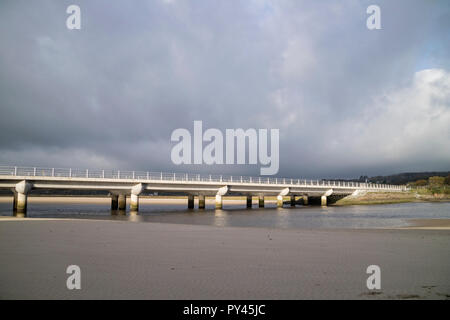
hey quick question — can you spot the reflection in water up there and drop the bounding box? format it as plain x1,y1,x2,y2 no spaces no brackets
275,208,290,229
128,211,140,223
0,199,449,229
213,210,228,227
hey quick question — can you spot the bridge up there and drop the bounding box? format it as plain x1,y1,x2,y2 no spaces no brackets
0,166,408,216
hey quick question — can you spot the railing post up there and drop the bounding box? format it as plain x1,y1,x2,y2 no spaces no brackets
102,170,105,179
34,167,36,176
118,170,121,179
86,169,89,178
52,168,54,177
220,175,223,182
160,172,162,180
241,176,243,183
147,172,149,180
14,166,17,176
69,168,72,178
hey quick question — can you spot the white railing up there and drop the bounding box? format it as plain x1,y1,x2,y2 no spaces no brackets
0,166,408,191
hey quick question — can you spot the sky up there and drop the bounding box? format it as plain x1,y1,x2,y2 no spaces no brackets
0,0,449,179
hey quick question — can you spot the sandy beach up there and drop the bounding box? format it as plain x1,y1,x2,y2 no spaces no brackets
0,218,449,299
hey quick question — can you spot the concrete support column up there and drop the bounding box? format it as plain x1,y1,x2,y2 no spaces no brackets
188,195,194,209
130,194,139,212
14,180,32,217
130,183,144,213
258,195,264,208
303,195,309,205
246,195,252,208
290,195,296,207
118,194,126,211
16,192,28,216
215,195,222,209
12,191,18,212
321,195,327,206
198,195,205,209
277,195,284,208
111,194,118,210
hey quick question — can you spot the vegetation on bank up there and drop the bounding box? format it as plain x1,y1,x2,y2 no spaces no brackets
335,175,450,206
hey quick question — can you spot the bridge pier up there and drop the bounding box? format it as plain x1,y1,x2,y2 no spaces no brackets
198,195,205,209
303,195,309,205
258,195,264,208
321,195,327,206
130,194,139,212
130,183,144,212
118,194,126,211
111,194,118,210
188,195,194,209
14,181,32,217
277,195,283,207
246,195,252,208
290,195,296,207
16,192,28,217
12,190,18,213
215,195,222,209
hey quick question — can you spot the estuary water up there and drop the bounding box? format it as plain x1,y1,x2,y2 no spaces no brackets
1,198,449,229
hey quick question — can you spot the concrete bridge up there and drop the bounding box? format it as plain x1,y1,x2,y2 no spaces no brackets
0,166,408,216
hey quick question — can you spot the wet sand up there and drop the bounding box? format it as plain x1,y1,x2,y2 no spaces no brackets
402,219,450,230
0,219,449,299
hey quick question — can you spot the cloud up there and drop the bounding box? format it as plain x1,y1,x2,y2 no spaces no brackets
0,0,449,178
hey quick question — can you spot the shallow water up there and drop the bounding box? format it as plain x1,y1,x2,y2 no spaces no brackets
1,199,449,229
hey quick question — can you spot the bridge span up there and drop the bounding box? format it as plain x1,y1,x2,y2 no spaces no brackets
0,166,408,216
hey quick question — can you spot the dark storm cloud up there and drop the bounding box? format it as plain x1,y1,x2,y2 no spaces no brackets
0,0,449,178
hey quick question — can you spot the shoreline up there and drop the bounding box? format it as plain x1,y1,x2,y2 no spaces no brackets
334,191,450,206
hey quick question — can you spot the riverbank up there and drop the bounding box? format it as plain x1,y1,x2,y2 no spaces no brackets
0,219,449,299
334,191,450,206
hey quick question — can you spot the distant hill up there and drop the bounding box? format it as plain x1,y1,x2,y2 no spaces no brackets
363,171,450,185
